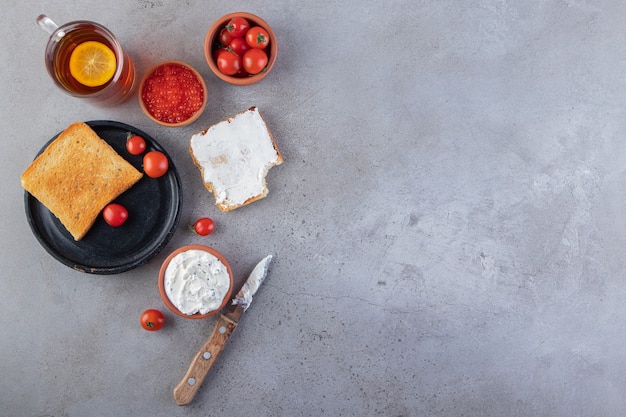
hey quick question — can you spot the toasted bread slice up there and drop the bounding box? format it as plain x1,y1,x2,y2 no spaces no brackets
21,122,143,240
189,107,283,212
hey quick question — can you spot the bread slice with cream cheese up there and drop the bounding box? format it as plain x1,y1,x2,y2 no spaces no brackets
21,122,143,240
189,107,283,212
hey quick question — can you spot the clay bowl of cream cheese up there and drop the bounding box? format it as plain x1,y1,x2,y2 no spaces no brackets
158,244,233,319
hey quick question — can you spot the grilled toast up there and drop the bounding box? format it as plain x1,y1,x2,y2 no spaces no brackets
189,107,283,212
21,122,143,240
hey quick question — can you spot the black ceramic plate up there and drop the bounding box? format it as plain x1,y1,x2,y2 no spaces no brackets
24,121,182,274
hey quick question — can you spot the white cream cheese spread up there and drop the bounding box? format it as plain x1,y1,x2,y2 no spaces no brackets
189,107,281,209
164,249,231,315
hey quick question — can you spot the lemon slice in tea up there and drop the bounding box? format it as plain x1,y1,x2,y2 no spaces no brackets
69,41,117,87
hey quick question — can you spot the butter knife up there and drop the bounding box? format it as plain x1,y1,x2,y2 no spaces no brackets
173,255,273,405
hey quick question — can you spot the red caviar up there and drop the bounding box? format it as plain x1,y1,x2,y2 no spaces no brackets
141,63,205,124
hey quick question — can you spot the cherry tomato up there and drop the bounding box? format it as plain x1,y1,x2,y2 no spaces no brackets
143,151,169,178
226,16,250,37
126,133,147,155
218,27,233,47
216,48,242,75
229,37,251,56
140,309,165,331
213,47,223,63
103,203,128,227
236,67,250,78
194,217,215,236
242,48,268,75
245,26,270,49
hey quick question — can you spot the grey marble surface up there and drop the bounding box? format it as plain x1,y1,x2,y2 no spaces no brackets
2,1,626,416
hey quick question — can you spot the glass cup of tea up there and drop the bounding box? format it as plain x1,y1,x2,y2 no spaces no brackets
37,15,136,106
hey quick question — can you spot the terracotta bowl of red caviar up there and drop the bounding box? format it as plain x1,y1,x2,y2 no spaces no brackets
138,60,207,127
158,245,234,320
205,12,278,86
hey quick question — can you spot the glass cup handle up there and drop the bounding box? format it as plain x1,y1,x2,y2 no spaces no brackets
36,14,65,41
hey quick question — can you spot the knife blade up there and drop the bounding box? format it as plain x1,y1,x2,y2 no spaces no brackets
173,255,273,406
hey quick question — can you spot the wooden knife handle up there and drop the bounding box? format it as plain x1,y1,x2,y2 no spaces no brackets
173,313,238,406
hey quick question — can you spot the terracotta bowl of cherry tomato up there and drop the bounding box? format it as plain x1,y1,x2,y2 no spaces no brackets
138,60,207,127
158,245,233,320
205,12,278,86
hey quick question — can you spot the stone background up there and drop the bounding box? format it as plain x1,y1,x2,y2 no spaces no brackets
2,1,626,416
